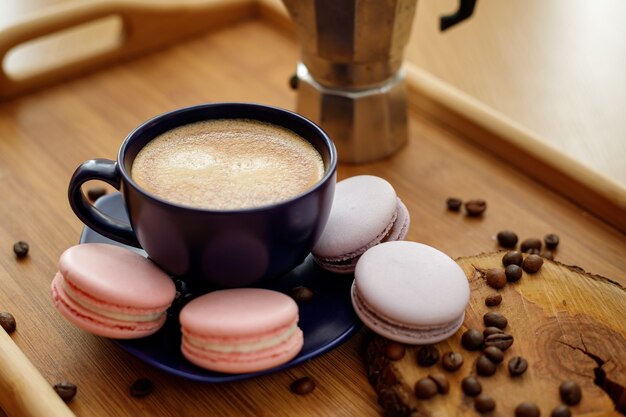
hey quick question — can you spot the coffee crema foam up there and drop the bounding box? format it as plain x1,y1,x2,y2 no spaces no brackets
131,119,325,210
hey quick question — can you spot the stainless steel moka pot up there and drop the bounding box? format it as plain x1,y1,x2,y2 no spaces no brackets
283,0,477,163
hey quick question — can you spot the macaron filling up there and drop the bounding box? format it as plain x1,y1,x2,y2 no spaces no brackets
58,273,166,322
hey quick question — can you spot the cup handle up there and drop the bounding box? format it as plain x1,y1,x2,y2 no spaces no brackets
68,159,141,247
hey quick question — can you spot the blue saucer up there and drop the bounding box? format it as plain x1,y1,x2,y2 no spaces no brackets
79,192,360,383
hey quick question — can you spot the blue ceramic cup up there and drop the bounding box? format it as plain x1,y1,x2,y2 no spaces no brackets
68,103,337,290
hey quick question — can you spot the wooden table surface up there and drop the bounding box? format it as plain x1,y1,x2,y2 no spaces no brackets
0,4,625,417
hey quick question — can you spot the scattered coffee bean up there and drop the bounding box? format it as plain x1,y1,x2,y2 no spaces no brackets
416,345,440,367
544,233,560,249
551,405,571,417
520,238,542,253
87,186,107,202
461,376,482,396
541,250,554,260
129,378,154,398
482,346,504,364
385,341,406,361
484,332,514,351
461,329,484,351
483,326,503,337
441,351,464,372
476,355,497,376
53,381,77,402
289,73,299,90
446,197,463,211
483,312,508,329
414,377,438,399
559,380,582,405
497,230,518,248
505,264,523,282
515,402,541,417
485,268,506,289
508,356,528,376
502,250,523,267
465,199,487,217
474,394,496,413
0,312,16,333
428,373,450,394
522,254,544,273
485,293,502,307
13,241,29,258
527,248,541,255
290,376,316,395
290,286,314,303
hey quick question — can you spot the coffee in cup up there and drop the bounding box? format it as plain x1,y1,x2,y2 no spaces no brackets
68,103,337,289
131,119,324,210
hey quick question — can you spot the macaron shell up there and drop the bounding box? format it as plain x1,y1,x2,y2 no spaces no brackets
180,289,298,337
58,243,175,310
354,241,470,327
387,198,410,242
312,175,398,259
351,281,465,344
181,328,303,374
51,273,166,339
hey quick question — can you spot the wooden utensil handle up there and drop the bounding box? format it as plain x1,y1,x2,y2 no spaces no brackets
0,329,76,417
0,0,254,100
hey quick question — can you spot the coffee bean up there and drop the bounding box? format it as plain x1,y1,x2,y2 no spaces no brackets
551,405,571,417
414,377,438,399
505,264,523,282
508,356,528,376
464,199,487,217
559,380,582,405
290,376,316,395
522,254,544,273
502,250,523,267
483,312,508,329
485,268,506,289
541,250,554,261
385,341,406,361
428,373,450,394
461,376,482,396
544,233,560,249
521,238,542,253
485,293,502,307
497,230,518,248
476,355,497,376
446,197,463,211
441,351,464,372
53,381,77,402
288,73,299,90
484,333,514,351
474,394,496,413
461,329,484,351
416,345,440,367
13,241,29,258
482,346,504,363
515,402,540,417
290,286,314,303
129,378,154,398
87,186,107,202
0,312,16,334
483,327,503,338
527,248,541,255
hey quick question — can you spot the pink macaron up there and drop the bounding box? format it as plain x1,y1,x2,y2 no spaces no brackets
179,288,303,374
352,241,470,344
51,243,176,339
312,175,410,274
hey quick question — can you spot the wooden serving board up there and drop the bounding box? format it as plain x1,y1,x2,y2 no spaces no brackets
365,252,626,417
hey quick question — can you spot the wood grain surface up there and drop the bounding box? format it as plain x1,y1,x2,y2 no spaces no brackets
0,12,625,417
366,252,626,416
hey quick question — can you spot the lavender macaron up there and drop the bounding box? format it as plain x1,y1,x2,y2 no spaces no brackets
312,175,410,274
351,241,470,344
